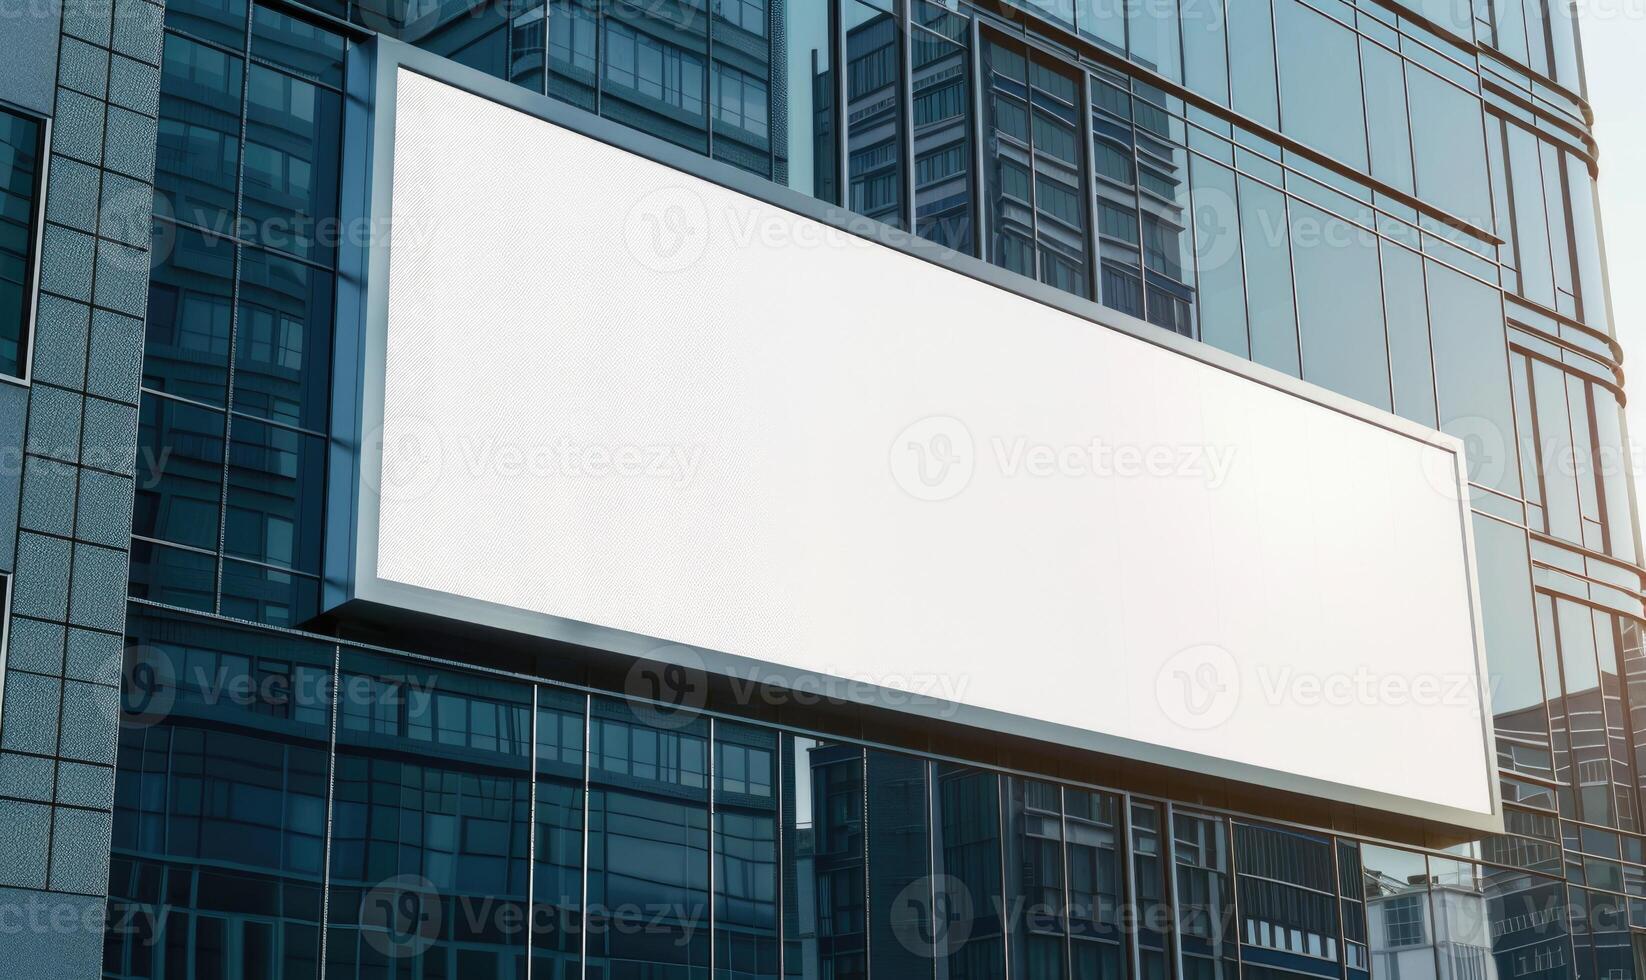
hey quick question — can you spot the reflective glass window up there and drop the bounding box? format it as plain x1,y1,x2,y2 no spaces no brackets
780,0,837,204
1291,201,1389,409
224,416,325,573
587,697,711,975
1066,789,1123,980
241,65,343,264
1273,0,1367,171
1132,803,1173,980
548,0,599,110
233,246,332,431
1237,177,1300,376
157,34,245,233
1406,67,1491,231
1092,73,1144,319
534,688,587,979
783,735,867,980
1472,513,1552,782
251,6,347,87
602,0,711,155
108,614,332,980
167,0,249,48
912,1,974,254
327,654,534,978
145,224,236,405
843,0,906,228
136,392,226,552
0,108,42,379
1007,777,1066,980
1427,259,1520,496
1236,824,1339,968
868,751,933,978
1175,813,1236,980
933,763,1006,980
1380,241,1437,427
718,723,780,980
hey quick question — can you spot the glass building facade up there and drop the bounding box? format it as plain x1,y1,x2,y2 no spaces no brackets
0,0,1640,975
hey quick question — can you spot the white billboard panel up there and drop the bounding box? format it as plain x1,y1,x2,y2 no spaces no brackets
342,61,1497,829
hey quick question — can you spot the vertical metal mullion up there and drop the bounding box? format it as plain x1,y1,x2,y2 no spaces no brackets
316,644,341,980
999,773,1011,980
709,717,718,980
835,0,851,212
526,687,540,980
1226,819,1244,979
777,736,787,980
862,746,873,980
1162,803,1184,980
593,0,606,115
1078,68,1101,305
1328,835,1349,980
578,693,592,980
1060,785,1074,980
928,760,940,972
216,18,257,612
899,0,918,234
1122,797,1142,980
705,0,716,161
969,15,988,262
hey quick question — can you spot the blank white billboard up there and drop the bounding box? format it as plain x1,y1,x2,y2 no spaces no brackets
344,62,1496,829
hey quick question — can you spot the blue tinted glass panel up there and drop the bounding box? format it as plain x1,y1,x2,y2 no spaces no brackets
157,34,245,232
234,246,333,431
1379,241,1436,427
549,0,599,110
718,723,780,980
1226,0,1278,129
242,65,343,264
1273,0,1367,171
0,109,41,379
1007,778,1066,980
602,1,710,155
1406,66,1491,231
712,0,774,179
587,697,710,976
108,614,332,980
1427,259,1519,496
783,735,866,980
224,417,324,572
1175,812,1237,980
844,0,906,229
126,537,218,610
1237,177,1299,376
220,557,320,626
781,0,837,203
251,6,347,84
1066,788,1122,980
145,224,236,405
912,2,974,255
136,392,226,551
167,0,250,48
327,652,534,978
1291,201,1389,410
1191,156,1247,356
534,687,587,977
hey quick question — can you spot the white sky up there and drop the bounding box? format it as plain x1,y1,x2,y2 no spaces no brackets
1578,1,1646,458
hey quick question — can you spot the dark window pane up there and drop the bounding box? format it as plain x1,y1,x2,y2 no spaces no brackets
548,0,599,110
1007,778,1065,980
1291,201,1389,410
127,538,218,610
157,34,245,232
167,0,249,48
220,558,320,626
0,109,42,379
251,6,347,86
136,392,226,551
533,687,587,976
109,614,333,980
784,735,866,980
718,723,780,980
1067,788,1123,980
711,0,774,179
1237,824,1338,970
1092,73,1144,319
224,416,325,572
868,752,932,979
146,224,235,405
327,652,534,978
602,1,710,155
587,697,710,976
234,247,333,431
1175,813,1236,980
1132,804,1173,980
931,764,1005,980
242,65,343,264
844,0,905,228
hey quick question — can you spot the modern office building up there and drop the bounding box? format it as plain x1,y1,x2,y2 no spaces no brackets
0,0,1639,978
